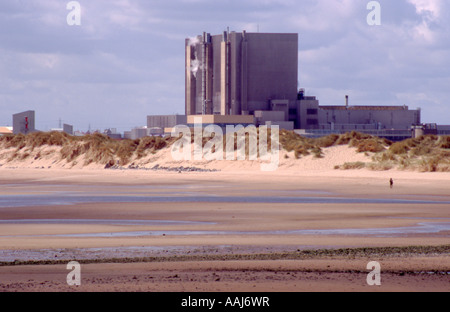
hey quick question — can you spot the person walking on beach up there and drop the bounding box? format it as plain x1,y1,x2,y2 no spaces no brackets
389,178,394,189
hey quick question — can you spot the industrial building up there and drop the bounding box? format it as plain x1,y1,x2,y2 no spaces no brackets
13,110,35,135
295,92,423,140
437,125,450,135
143,30,447,141
148,30,299,133
124,126,166,140
51,124,74,135
8,110,76,136
147,114,187,133
182,30,424,138
0,127,13,136
104,128,122,139
185,31,298,121
297,93,420,131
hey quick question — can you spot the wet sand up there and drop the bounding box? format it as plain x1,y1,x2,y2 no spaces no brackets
0,168,449,292
1,256,449,292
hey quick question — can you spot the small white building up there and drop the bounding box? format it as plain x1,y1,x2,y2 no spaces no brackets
0,126,13,136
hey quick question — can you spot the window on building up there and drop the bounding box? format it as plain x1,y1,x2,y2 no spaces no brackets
307,119,318,125
307,109,318,115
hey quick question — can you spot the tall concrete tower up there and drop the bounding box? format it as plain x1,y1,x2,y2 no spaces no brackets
185,30,298,119
13,110,35,134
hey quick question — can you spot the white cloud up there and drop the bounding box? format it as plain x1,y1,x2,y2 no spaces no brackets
407,0,442,19
405,0,445,44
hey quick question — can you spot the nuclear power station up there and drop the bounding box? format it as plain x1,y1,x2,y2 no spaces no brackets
145,29,447,141
185,31,298,119
3,31,448,139
182,30,423,135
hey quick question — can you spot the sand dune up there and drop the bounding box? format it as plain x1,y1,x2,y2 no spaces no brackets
0,137,373,172
1,130,449,173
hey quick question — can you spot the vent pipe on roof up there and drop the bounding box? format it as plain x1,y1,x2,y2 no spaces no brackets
345,95,349,108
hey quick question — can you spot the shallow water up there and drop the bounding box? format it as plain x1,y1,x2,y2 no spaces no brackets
1,186,449,241
0,219,213,226
1,193,450,208
2,181,450,207
1,222,448,238
58,222,450,237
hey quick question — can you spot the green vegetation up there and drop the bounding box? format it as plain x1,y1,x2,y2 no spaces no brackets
0,131,175,167
0,130,449,172
279,130,389,159
335,161,366,170
372,135,450,172
279,130,325,159
0,131,71,150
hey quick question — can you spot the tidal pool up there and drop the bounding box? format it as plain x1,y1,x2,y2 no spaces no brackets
2,193,450,208
1,221,447,238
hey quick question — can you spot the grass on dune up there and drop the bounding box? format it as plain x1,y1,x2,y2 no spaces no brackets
0,131,175,166
381,135,450,172
1,130,449,171
279,130,389,159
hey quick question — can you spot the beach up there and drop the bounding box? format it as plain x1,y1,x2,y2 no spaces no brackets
2,0,450,297
0,164,449,292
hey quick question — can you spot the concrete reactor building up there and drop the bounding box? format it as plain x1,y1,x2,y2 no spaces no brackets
146,29,433,140
295,93,422,140
13,110,35,135
185,31,297,124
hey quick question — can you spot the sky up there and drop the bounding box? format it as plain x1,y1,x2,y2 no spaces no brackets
1,0,449,133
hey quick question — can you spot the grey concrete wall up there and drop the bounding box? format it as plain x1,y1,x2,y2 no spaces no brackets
317,107,420,130
185,43,196,115
318,123,379,131
270,99,289,121
130,128,147,140
123,131,132,140
437,125,450,131
212,34,223,114
243,33,298,113
254,110,285,126
186,31,298,117
147,115,187,128
296,98,319,129
265,121,294,130
63,124,73,135
13,110,35,134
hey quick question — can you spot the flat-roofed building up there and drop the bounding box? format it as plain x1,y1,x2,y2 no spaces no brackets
296,94,421,131
147,115,187,129
51,124,74,135
13,110,35,135
186,31,298,123
0,126,13,136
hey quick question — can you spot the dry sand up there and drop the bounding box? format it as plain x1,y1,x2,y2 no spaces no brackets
0,141,374,172
0,143,449,292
